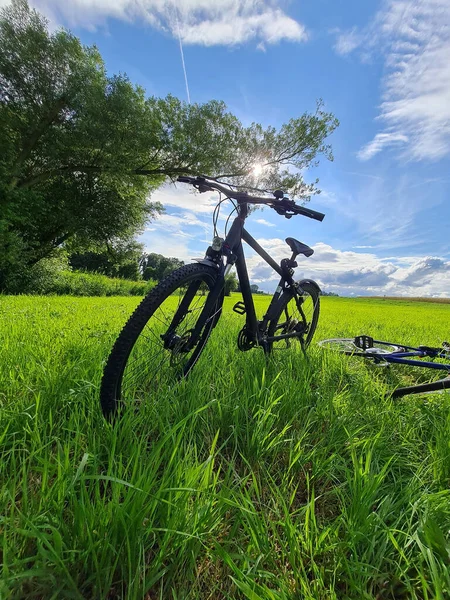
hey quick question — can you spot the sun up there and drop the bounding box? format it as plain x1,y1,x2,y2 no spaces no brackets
252,162,264,177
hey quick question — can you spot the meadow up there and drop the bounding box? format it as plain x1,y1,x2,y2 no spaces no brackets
1,294,450,599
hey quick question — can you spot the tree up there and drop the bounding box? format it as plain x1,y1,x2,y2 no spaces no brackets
224,272,238,296
69,240,144,280
0,0,163,288
250,284,259,294
0,1,338,290
139,253,184,282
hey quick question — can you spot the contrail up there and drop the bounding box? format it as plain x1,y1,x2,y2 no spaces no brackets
175,10,191,104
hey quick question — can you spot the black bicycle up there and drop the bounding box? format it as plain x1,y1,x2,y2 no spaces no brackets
319,335,450,398
100,175,324,418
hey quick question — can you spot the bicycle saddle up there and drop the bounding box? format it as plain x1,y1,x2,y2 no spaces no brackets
285,238,314,257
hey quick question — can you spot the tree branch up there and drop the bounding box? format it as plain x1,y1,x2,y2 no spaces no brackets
17,165,210,189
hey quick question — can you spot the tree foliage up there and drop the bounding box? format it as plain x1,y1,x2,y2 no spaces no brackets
224,272,238,296
140,253,185,282
69,240,144,280
0,0,338,291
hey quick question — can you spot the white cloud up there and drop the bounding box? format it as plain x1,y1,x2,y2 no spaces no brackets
146,212,205,239
255,218,275,227
394,257,450,287
151,184,219,214
244,239,450,297
140,231,191,261
336,0,450,161
31,0,306,46
140,182,241,258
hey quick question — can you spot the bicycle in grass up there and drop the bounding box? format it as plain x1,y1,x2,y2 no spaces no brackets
100,175,325,419
319,335,450,398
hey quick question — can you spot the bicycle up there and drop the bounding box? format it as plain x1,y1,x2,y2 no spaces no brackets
319,335,450,398
100,175,325,419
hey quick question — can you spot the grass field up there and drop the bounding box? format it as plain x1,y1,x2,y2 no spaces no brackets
1,294,450,599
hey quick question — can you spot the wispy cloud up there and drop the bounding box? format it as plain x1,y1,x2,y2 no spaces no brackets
32,0,307,47
335,0,450,162
319,173,445,252
357,132,408,161
334,27,362,55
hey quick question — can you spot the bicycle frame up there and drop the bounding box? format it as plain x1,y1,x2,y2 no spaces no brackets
353,337,450,398
360,338,450,371
380,350,450,370
188,201,319,350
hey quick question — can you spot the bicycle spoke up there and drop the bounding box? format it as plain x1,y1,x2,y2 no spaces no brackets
122,346,168,386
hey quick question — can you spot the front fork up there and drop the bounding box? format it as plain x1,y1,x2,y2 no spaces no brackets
178,250,226,352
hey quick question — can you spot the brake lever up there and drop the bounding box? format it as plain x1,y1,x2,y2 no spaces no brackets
273,198,296,218
193,180,214,193
273,205,286,216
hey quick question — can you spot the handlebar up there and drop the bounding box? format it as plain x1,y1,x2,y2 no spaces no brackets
176,176,325,222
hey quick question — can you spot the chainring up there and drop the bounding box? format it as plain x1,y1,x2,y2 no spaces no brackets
237,326,257,351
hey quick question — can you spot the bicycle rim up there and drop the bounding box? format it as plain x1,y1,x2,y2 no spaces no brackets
318,338,404,355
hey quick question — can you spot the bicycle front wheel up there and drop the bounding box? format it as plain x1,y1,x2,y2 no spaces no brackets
100,264,222,419
267,282,320,351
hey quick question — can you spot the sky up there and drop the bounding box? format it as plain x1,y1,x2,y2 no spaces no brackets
15,0,450,296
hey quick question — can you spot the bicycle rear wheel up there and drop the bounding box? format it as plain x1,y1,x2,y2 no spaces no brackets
267,282,320,351
100,264,222,419
318,338,404,355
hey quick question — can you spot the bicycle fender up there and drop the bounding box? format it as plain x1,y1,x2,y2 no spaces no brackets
192,258,220,269
296,279,322,294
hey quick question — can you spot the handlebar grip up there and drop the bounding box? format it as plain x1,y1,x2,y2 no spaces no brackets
296,206,325,222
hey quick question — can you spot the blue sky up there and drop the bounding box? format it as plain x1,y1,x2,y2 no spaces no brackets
22,0,450,296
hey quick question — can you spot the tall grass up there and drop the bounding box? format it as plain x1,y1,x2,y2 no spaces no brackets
1,295,450,598
15,270,156,296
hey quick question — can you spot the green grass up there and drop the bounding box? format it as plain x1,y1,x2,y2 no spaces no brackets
30,270,156,296
1,294,450,599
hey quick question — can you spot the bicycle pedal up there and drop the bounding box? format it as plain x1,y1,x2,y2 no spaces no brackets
354,335,374,350
233,301,246,315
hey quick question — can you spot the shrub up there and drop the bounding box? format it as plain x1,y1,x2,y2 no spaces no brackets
45,271,155,296
3,262,156,297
